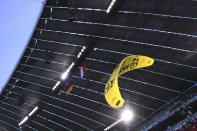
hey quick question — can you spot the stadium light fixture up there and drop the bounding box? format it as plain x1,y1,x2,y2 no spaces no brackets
52,81,60,91
106,0,117,14
61,62,75,80
104,108,134,131
121,108,134,122
77,46,86,58
18,116,28,127
28,106,39,117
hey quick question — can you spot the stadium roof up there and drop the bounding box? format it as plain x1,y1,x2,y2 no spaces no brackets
1,0,197,130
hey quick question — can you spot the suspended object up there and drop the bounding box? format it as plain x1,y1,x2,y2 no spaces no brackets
78,65,86,80
104,55,154,108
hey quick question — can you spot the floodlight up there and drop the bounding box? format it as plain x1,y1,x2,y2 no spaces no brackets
121,109,134,122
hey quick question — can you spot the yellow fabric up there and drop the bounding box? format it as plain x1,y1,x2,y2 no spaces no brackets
104,55,154,108
66,87,73,95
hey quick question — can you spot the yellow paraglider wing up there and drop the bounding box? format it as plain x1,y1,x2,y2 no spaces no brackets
104,55,154,108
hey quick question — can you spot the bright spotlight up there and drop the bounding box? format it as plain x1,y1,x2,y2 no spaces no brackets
61,70,69,80
104,109,134,131
61,62,75,80
121,109,134,122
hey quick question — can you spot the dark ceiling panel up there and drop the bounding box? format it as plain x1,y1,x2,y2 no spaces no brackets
1,0,197,130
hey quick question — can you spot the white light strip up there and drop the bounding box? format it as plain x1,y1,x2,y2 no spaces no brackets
77,46,86,58
104,119,122,131
61,62,75,80
18,116,28,126
61,70,69,80
52,81,61,91
77,52,82,58
106,0,117,14
28,106,39,117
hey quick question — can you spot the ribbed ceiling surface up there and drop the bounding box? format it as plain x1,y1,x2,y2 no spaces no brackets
1,0,197,130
